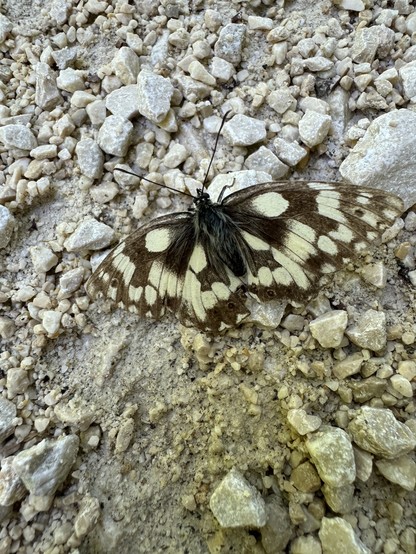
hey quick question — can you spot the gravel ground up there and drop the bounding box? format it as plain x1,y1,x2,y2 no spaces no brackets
0,0,415,553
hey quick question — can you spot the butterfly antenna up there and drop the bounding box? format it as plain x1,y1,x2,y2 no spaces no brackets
201,110,232,192
114,167,194,198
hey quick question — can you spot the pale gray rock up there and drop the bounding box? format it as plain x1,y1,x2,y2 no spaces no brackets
302,57,334,72
0,14,13,43
361,262,387,289
0,205,14,248
12,436,79,501
0,398,16,443
86,99,107,126
64,219,115,252
306,427,356,486
0,457,26,506
319,517,370,554
6,368,30,398
137,69,174,124
188,60,216,86
333,353,364,380
105,85,141,120
74,494,101,538
339,111,416,199
97,115,133,156
290,535,322,554
163,143,188,169
30,144,58,160
247,15,273,30
59,268,85,297
399,60,416,100
353,446,373,482
332,0,364,11
210,57,235,82
209,468,266,528
287,409,321,435
0,125,37,150
75,139,104,179
35,62,63,110
42,310,62,336
375,455,416,491
309,310,348,348
267,88,296,114
207,170,273,203
175,75,212,101
112,47,140,85
150,31,169,65
50,0,70,25
322,483,355,514
299,110,332,148
245,146,289,179
351,25,394,63
0,317,15,340
214,24,246,65
274,138,308,166
30,244,59,273
223,114,266,146
346,309,386,352
390,374,413,398
349,407,416,458
56,68,86,92
260,493,293,554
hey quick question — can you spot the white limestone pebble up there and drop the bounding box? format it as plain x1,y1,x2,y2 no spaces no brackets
12,435,79,510
214,23,246,65
188,60,216,86
6,368,29,398
302,57,334,72
390,374,413,398
59,268,85,297
375,455,416,491
209,468,266,528
137,69,174,124
305,427,356,486
0,125,37,150
210,57,235,82
247,16,273,30
163,143,188,169
0,398,17,443
74,495,101,539
287,409,322,435
30,245,59,273
274,138,308,166
346,309,386,352
299,109,332,148
42,310,62,336
267,88,296,115
309,310,348,348
0,14,13,43
56,68,86,92
35,62,62,110
319,517,370,554
0,457,26,507
223,114,266,146
399,60,416,101
75,139,104,179
0,316,15,340
112,47,140,85
105,85,141,120
349,407,416,459
245,146,289,179
64,219,115,252
30,144,58,160
97,115,133,156
333,0,365,10
0,205,14,248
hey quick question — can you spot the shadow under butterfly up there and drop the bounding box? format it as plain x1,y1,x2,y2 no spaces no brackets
86,113,404,334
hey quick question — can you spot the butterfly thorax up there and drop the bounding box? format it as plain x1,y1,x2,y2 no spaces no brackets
193,189,247,277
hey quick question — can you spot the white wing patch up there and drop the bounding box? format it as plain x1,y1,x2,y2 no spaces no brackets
145,228,172,252
250,192,289,217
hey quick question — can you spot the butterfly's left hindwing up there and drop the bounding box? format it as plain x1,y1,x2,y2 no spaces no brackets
87,181,403,333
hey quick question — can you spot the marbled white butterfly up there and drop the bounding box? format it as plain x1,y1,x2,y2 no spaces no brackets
86,178,403,333
86,119,403,333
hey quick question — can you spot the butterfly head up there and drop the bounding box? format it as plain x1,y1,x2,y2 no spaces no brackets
194,188,212,208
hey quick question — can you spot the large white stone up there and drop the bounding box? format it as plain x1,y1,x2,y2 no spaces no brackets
340,109,416,207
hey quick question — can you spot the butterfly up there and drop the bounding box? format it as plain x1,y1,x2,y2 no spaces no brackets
86,177,403,333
